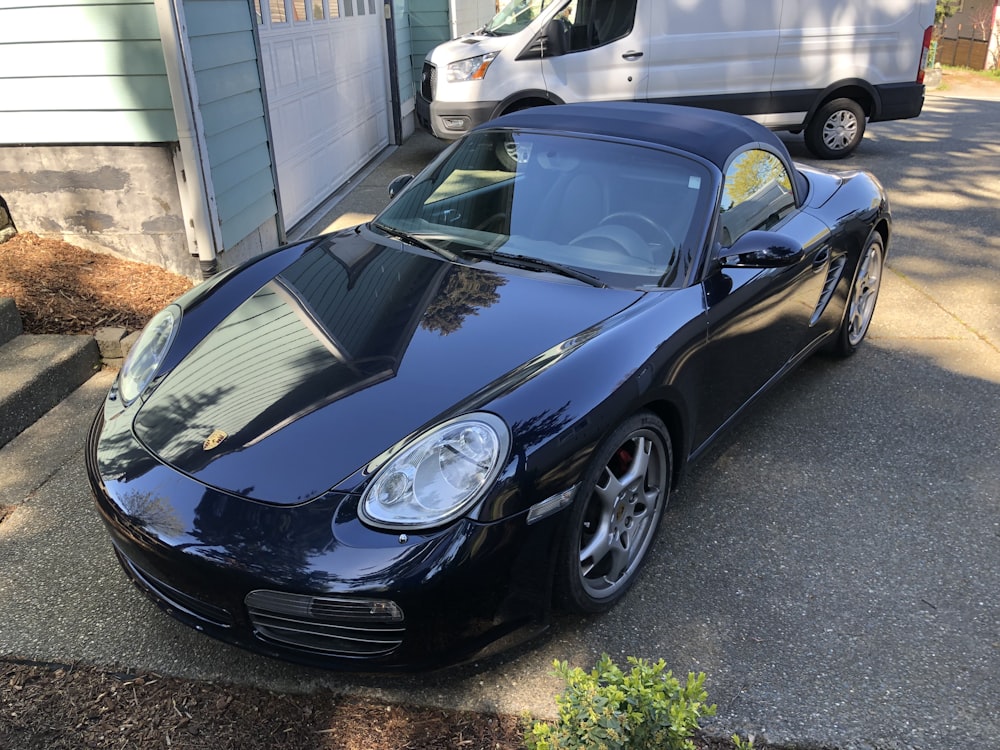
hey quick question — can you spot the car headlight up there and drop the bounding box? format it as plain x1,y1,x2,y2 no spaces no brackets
117,305,180,404
447,52,497,82
360,413,510,530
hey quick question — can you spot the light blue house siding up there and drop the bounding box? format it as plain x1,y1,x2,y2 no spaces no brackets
405,0,450,94
393,0,416,116
0,0,177,142
183,0,279,255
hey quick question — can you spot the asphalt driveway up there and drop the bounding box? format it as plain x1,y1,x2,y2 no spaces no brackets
1,87,997,750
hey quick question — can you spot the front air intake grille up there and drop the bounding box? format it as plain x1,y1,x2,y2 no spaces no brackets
421,62,435,102
245,590,405,657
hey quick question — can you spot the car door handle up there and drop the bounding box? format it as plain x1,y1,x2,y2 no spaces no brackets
812,246,830,270
622,51,644,61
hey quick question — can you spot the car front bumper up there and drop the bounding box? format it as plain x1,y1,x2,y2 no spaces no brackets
85,405,556,671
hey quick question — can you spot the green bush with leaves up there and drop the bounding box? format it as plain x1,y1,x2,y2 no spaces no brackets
525,654,717,750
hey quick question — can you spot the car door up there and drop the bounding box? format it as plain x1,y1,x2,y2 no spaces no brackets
538,0,649,103
693,148,831,451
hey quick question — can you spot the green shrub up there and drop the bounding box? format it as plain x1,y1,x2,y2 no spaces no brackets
525,653,717,750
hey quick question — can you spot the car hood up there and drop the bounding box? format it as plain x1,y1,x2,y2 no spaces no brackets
133,233,643,505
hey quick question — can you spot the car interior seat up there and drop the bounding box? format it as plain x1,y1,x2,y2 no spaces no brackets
543,171,609,244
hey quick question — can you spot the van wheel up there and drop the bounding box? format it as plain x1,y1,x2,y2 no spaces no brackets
805,98,866,159
495,100,553,169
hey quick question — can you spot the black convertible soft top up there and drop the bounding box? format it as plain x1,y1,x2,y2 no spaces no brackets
484,101,798,176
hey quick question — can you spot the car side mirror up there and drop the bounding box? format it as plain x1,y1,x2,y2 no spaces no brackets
388,174,414,199
717,230,804,268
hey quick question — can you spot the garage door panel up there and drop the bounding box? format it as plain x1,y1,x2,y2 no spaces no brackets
269,39,298,89
315,33,333,71
296,36,318,82
258,5,389,227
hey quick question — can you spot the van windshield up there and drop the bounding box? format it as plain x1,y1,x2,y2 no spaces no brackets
484,0,560,36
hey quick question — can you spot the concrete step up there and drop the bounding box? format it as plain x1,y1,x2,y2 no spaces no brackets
0,330,101,448
0,297,22,346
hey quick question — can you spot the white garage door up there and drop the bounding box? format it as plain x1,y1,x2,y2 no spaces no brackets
256,0,390,227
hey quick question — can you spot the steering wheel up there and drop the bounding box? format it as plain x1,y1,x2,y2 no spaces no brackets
474,213,509,233
568,223,652,267
599,213,676,263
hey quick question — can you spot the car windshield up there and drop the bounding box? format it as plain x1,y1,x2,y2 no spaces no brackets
374,129,714,288
484,0,559,35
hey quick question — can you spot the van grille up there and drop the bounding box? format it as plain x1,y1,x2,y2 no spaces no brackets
246,590,405,657
421,62,435,102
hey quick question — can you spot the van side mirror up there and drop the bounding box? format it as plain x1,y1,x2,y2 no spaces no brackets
388,174,414,199
542,18,568,56
517,19,567,60
717,231,804,268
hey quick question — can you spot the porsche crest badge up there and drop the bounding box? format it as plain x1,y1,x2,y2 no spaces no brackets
202,429,228,451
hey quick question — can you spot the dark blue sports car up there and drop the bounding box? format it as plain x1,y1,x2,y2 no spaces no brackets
88,103,888,670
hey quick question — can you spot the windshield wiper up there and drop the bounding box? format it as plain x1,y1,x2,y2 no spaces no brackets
463,248,606,288
371,223,461,261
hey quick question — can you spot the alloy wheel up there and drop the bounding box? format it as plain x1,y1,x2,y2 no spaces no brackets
576,426,668,601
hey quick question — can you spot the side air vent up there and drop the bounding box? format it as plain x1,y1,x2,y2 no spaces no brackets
811,253,847,326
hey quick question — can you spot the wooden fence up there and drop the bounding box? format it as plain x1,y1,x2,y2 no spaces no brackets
935,35,991,69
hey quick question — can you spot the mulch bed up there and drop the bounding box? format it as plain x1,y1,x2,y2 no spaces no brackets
0,232,192,335
1,659,525,750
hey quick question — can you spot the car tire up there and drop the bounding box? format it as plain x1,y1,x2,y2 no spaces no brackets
555,411,672,614
834,232,885,357
805,98,866,159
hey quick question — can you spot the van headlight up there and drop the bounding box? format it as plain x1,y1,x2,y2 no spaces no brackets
360,413,510,530
117,305,180,404
447,52,498,82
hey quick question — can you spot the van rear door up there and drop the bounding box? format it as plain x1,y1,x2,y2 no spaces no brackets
537,0,649,103
643,0,783,113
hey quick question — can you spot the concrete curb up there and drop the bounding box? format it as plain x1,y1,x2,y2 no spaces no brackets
94,326,139,370
0,333,101,447
0,297,22,346
0,298,102,448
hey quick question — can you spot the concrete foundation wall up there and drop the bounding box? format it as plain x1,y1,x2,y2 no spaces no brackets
0,144,200,279
217,214,281,272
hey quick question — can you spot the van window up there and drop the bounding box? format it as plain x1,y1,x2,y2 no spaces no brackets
557,0,637,51
719,150,795,246
486,0,559,36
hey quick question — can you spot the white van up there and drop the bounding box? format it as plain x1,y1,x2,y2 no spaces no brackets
416,0,935,158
